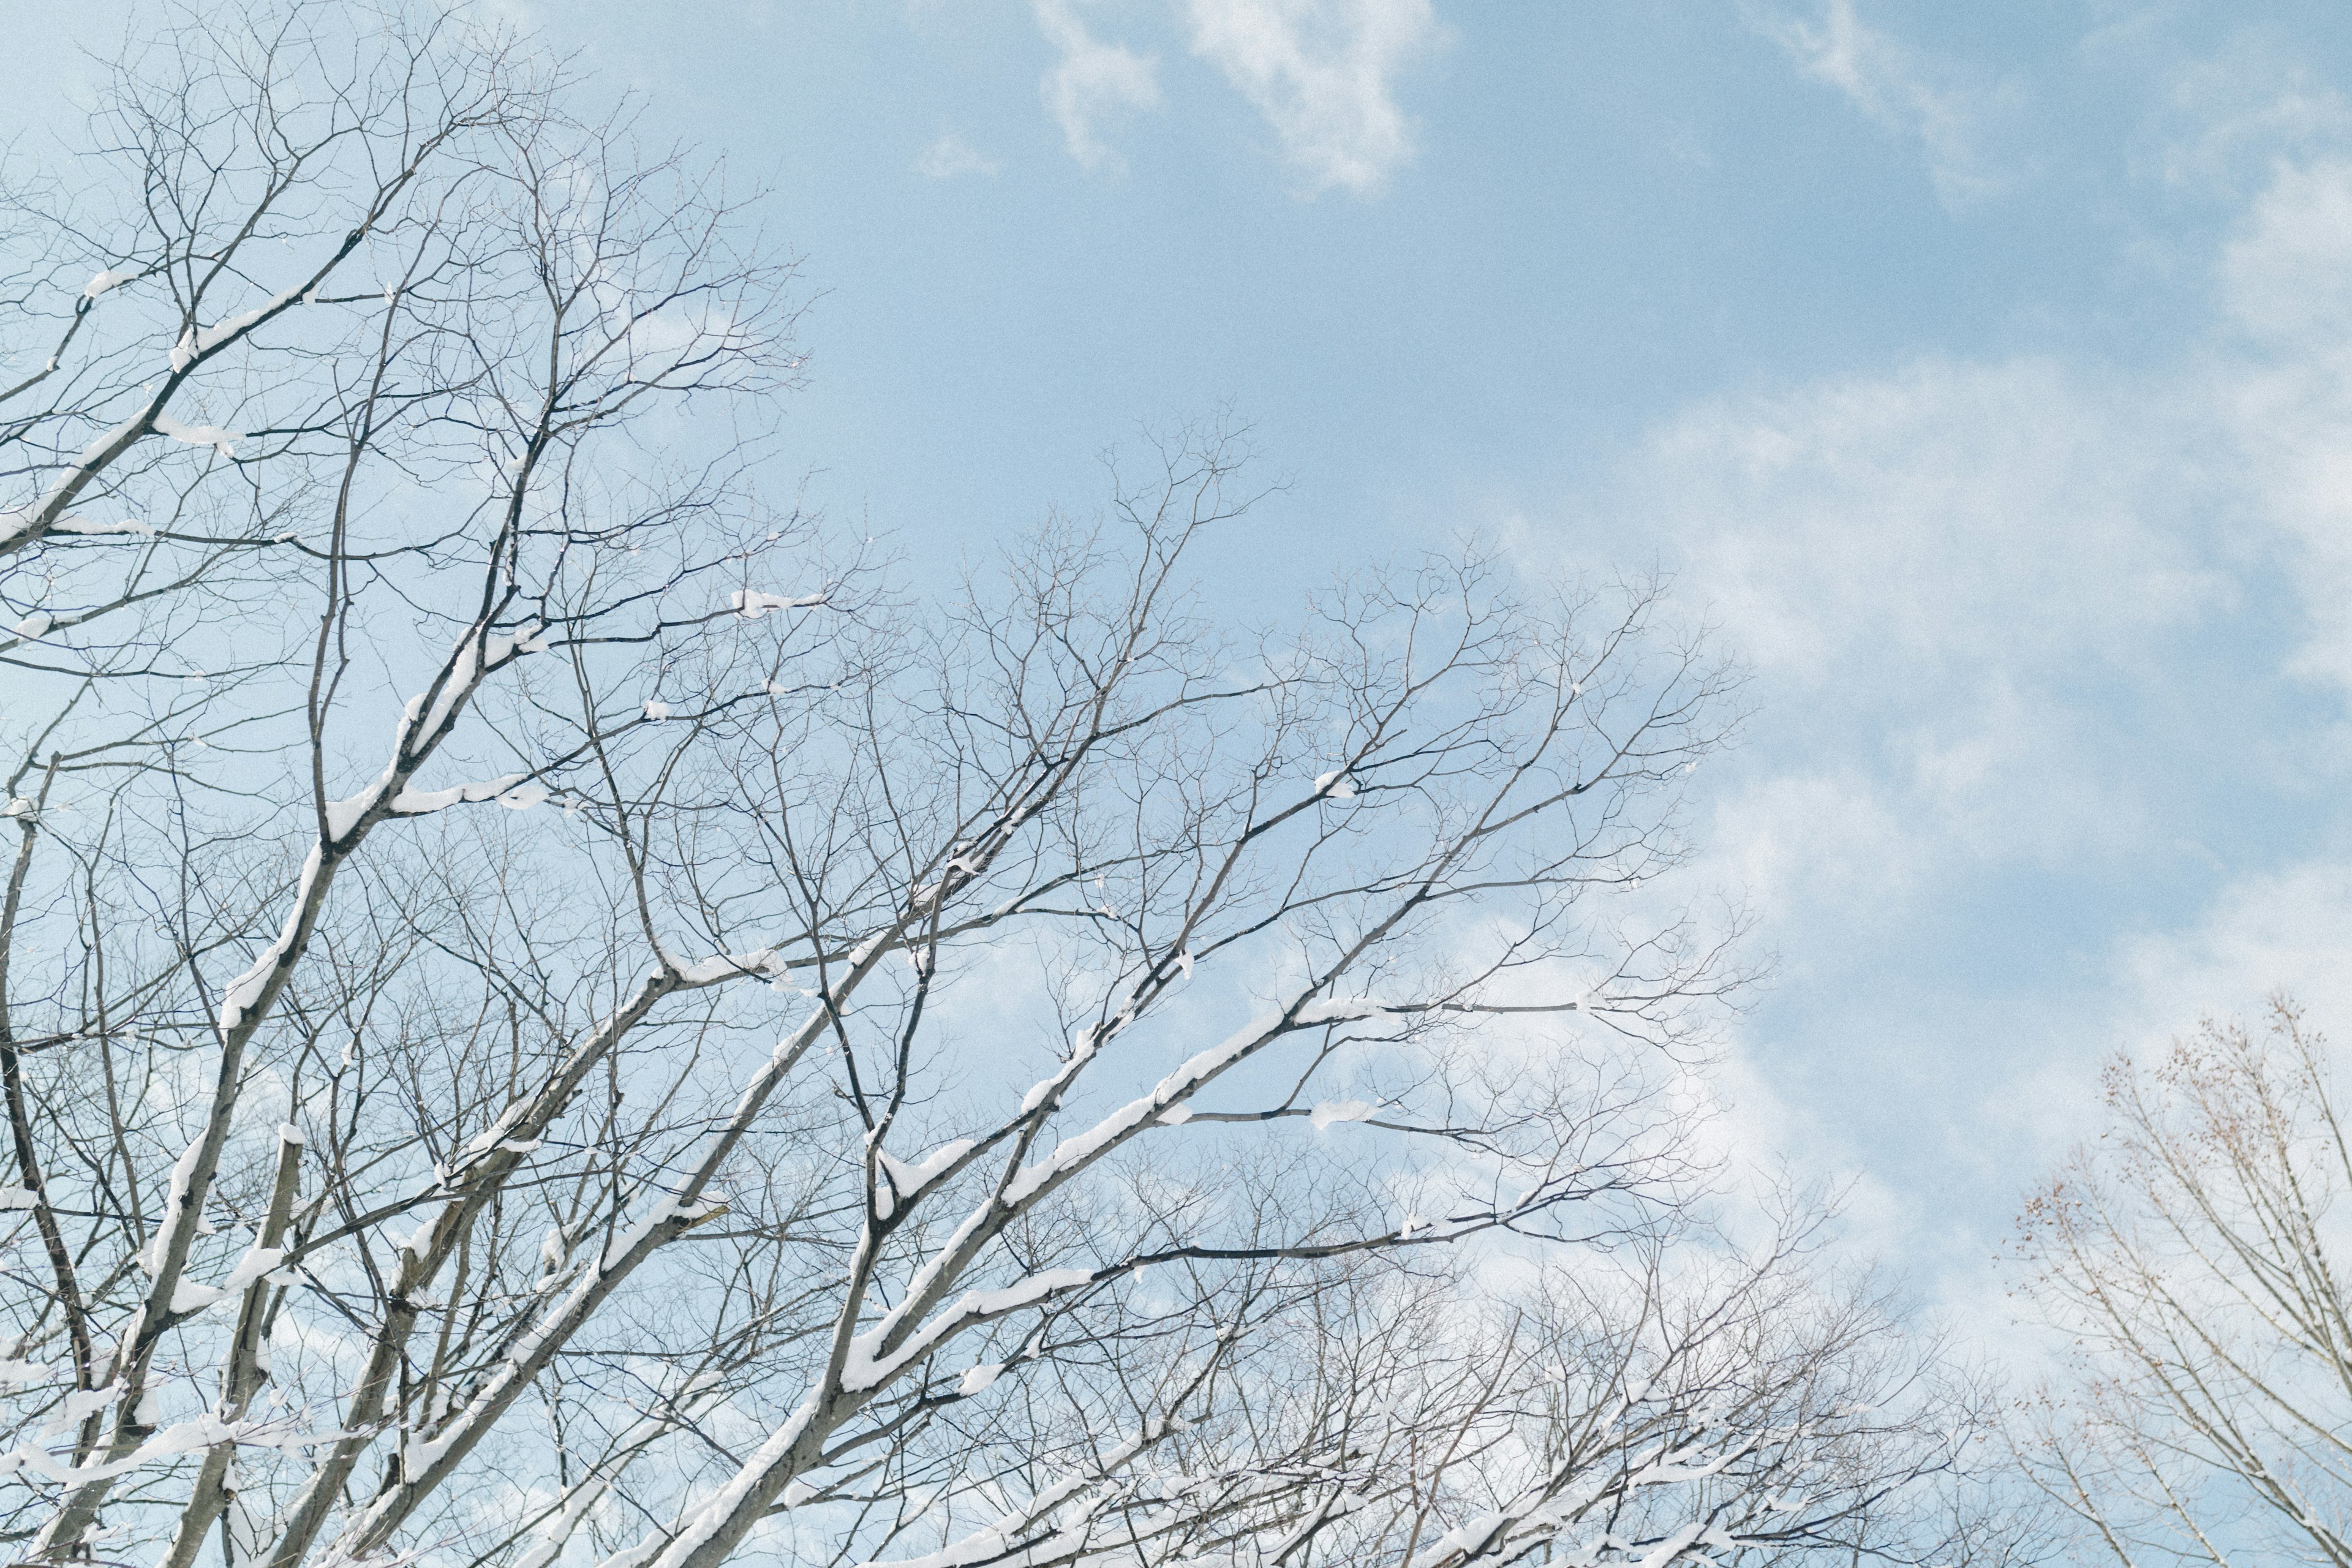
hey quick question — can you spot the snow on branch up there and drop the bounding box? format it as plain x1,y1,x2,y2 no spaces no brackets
167,280,310,372
149,410,238,457
0,413,144,552
840,1269,1095,1394
731,587,826,619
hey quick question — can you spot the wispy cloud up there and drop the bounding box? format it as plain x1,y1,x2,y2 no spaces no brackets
2153,39,2351,197
1183,0,1443,197
1755,0,2020,211
1497,118,2352,1304
2217,154,2352,688
1621,353,2223,916
1034,0,1163,174
914,132,1001,180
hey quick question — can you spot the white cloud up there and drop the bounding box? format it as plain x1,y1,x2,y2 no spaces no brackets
1703,766,1924,932
1183,0,1442,197
914,132,1001,181
2217,157,2352,690
1412,34,2352,1338
1755,0,2021,210
2153,40,2351,197
1621,353,2222,727
2220,156,2352,343
2113,858,2352,1036
1035,0,1163,174
1499,125,2352,1316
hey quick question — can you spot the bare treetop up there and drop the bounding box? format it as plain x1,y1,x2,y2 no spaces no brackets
0,7,2012,1567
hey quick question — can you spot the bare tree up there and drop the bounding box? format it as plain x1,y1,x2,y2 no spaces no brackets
2010,999,2352,1564
0,6,2004,1566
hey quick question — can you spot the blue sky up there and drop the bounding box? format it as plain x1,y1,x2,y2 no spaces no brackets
518,0,2352,1322
20,0,2352,1324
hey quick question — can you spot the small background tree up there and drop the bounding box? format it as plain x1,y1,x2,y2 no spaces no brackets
2012,998,2352,1564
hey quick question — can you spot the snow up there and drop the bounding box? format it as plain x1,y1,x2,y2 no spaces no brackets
513,1485,597,1568
636,1397,823,1568
1629,1435,1753,1487
875,1139,976,1212
9,1414,238,1483
222,1242,284,1294
513,1477,608,1568
1000,998,1385,1208
388,774,528,816
151,410,237,457
0,1187,36,1210
12,612,51,641
1295,997,1385,1024
1634,1522,1706,1568
81,269,137,299
840,1268,1095,1392
405,619,541,742
165,286,301,370
50,516,154,538
854,1411,1182,1568
1154,1103,1193,1126
1314,769,1358,799
277,1121,306,1147
596,1189,706,1272
858,1528,1016,1568
1308,1099,1378,1130
50,1385,116,1433
170,1240,279,1314
643,699,671,720
1428,1511,1510,1561
956,1363,1002,1396
399,1425,459,1477
0,413,145,549
1,799,31,819
1010,1021,1118,1123
218,843,322,1032
730,588,827,619
664,946,784,986
141,1139,208,1275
